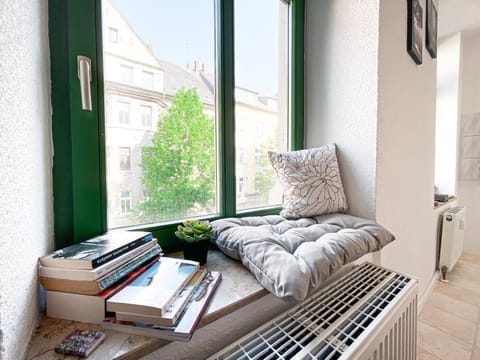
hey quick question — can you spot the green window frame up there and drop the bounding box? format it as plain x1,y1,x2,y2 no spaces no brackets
49,0,304,251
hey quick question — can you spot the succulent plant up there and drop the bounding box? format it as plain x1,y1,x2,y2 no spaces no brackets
175,219,213,243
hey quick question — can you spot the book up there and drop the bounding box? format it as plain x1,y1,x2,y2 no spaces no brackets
39,230,153,269
39,245,161,295
106,257,199,317
54,329,106,357
116,268,207,326
102,271,221,342
46,256,158,324
39,240,160,281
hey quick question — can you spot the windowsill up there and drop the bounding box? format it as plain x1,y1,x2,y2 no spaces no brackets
27,248,268,359
433,196,457,210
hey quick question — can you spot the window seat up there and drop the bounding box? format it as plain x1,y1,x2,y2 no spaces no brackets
27,249,280,360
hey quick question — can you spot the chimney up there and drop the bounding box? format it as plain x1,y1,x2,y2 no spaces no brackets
194,60,200,72
201,63,208,73
146,44,154,53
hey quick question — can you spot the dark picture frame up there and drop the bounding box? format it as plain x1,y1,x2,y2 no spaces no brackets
426,0,438,58
407,0,423,65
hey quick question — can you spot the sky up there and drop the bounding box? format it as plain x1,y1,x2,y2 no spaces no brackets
110,0,283,95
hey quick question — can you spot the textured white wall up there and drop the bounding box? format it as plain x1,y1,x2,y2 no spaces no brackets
459,31,480,254
304,0,379,220
305,0,439,299
0,0,53,359
376,0,438,297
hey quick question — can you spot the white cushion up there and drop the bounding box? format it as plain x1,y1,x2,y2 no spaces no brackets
268,144,348,219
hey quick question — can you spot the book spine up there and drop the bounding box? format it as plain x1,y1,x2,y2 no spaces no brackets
39,240,159,281
174,272,222,336
164,270,207,326
158,263,200,315
98,247,160,290
91,233,153,268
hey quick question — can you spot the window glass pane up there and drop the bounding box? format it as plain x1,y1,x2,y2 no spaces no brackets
142,71,154,90
119,147,131,171
109,27,119,43
234,0,290,211
103,0,217,228
120,65,133,85
140,105,152,128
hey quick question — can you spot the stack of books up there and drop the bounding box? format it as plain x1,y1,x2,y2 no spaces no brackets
39,230,161,324
39,231,222,341
102,259,221,341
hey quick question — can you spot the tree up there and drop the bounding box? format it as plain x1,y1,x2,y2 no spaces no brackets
139,88,215,221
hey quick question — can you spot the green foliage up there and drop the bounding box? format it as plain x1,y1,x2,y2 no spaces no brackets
175,219,213,243
139,88,215,221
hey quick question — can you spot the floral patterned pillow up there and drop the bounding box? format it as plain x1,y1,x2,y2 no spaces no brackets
268,144,348,219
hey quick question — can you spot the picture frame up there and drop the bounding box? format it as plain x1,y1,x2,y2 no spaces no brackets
407,0,423,65
426,0,438,58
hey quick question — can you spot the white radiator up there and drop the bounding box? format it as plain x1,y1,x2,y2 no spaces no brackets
209,262,418,360
439,205,466,282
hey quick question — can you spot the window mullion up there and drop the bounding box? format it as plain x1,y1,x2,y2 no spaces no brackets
291,0,305,150
217,0,236,217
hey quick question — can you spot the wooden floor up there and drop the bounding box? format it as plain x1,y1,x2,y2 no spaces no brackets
418,252,480,360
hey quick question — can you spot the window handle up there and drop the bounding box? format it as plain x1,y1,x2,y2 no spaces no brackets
77,55,92,111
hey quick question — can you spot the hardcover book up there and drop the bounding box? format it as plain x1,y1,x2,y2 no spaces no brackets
39,230,153,269
39,240,160,281
54,329,106,357
102,271,221,342
39,246,161,295
116,268,207,326
46,257,158,324
106,257,199,317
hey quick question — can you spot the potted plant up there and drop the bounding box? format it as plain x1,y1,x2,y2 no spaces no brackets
175,219,213,265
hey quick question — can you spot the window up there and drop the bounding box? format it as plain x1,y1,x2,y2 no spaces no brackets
142,71,154,90
120,65,133,85
140,105,152,128
117,102,130,125
255,149,262,166
119,147,131,171
49,0,304,248
108,27,118,43
120,192,132,214
238,148,247,164
238,177,248,194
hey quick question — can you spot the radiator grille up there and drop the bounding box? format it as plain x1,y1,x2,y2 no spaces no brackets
209,262,417,360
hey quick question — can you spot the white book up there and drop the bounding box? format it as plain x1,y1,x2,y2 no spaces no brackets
107,257,199,316
46,258,157,324
102,271,221,342
39,240,159,281
116,269,207,326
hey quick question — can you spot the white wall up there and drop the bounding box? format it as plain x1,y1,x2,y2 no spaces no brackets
434,33,462,195
376,0,438,298
304,0,379,220
305,0,439,299
0,0,53,359
458,30,480,254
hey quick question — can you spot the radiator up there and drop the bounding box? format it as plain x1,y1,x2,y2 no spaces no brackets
208,262,417,360
438,205,466,282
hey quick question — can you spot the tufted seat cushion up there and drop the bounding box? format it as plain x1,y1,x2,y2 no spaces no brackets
211,214,395,302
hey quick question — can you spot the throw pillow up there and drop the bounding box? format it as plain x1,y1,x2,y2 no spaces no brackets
268,144,348,219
